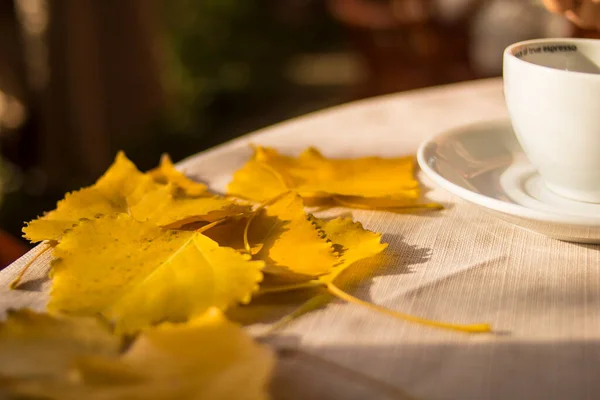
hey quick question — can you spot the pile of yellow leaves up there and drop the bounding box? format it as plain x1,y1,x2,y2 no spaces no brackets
0,308,274,400
0,147,489,400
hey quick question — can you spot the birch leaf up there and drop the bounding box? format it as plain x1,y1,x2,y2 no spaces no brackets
228,146,422,206
295,147,418,198
261,217,491,334
248,192,338,280
23,152,242,242
49,214,264,334
258,216,386,294
23,152,160,243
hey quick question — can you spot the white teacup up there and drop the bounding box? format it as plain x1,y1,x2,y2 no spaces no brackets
504,38,600,203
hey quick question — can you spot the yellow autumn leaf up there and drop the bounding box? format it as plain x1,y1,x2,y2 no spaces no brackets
149,154,208,197
49,214,265,334
258,216,386,294
260,217,491,334
0,309,274,400
230,216,387,327
296,147,418,197
106,308,275,400
15,152,251,289
23,152,247,243
228,146,422,205
247,192,338,280
23,152,160,243
130,183,250,229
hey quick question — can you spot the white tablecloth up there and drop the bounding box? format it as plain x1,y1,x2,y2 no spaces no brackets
4,78,599,400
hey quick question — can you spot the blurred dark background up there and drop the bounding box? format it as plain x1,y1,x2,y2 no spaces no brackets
0,0,597,266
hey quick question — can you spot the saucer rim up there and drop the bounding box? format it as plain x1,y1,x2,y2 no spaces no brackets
417,119,600,227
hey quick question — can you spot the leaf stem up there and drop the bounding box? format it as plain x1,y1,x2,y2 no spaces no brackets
9,242,53,289
326,283,491,334
262,294,331,336
195,218,227,234
257,280,326,296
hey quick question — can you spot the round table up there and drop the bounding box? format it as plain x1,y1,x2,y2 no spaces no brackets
4,78,599,400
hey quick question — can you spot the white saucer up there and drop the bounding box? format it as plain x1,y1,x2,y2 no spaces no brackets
417,120,600,243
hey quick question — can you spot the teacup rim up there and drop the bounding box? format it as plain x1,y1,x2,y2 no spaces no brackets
504,37,600,78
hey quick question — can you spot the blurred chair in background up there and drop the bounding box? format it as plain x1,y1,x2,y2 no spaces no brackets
328,0,481,97
327,0,573,98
